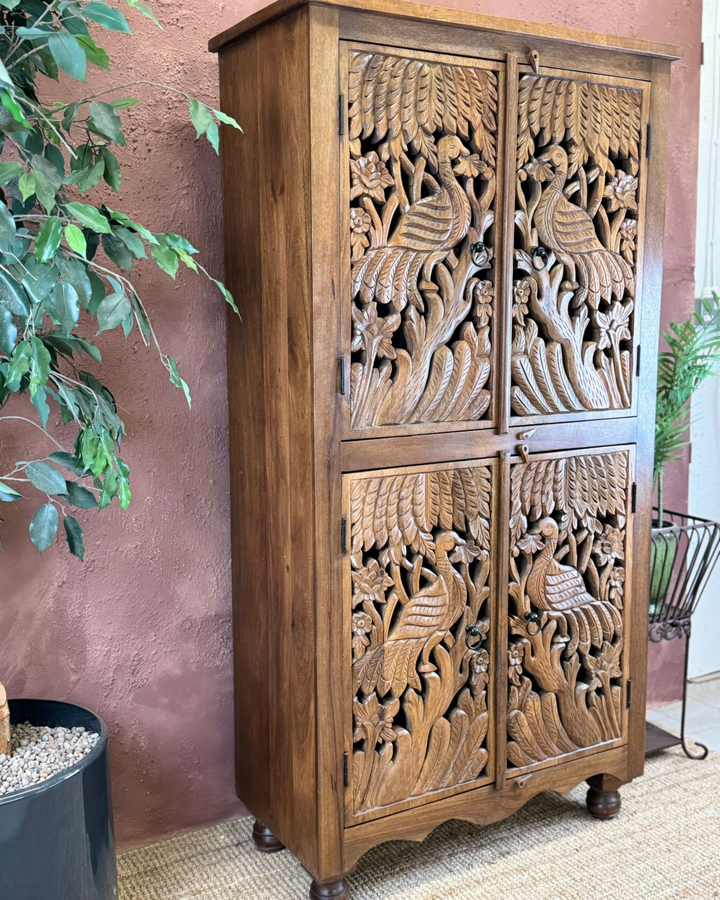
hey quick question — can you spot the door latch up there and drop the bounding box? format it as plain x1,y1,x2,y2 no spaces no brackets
516,429,536,463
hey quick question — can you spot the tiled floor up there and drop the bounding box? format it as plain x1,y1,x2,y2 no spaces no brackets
647,675,720,752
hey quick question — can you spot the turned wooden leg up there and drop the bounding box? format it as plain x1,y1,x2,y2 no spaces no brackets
309,878,350,900
252,820,285,853
586,774,622,820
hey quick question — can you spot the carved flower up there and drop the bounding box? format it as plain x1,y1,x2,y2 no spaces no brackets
473,279,493,326
350,152,394,202
453,152,485,178
585,641,623,690
468,647,490,690
352,559,393,607
594,525,625,565
450,539,481,565
513,280,531,324
596,301,632,350
619,217,637,264
350,208,372,261
353,693,399,744
608,565,626,603
351,612,372,660
351,302,399,360
603,172,638,212
522,156,553,182
516,532,545,555
508,644,524,686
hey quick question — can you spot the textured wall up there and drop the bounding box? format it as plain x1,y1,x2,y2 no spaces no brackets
0,0,701,849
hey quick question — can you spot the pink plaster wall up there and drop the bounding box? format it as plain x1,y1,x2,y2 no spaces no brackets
0,0,701,849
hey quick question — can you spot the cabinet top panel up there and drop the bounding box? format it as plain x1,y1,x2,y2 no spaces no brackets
209,0,681,60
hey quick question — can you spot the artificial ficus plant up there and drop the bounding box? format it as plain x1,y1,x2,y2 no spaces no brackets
0,0,239,559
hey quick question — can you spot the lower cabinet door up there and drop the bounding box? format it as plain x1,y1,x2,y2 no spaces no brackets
506,445,634,775
344,459,496,824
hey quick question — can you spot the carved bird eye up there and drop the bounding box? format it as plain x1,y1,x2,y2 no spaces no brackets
531,246,549,270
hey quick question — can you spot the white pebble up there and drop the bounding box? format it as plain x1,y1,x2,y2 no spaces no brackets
0,722,99,797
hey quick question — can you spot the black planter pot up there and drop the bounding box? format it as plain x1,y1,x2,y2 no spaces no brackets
0,699,117,900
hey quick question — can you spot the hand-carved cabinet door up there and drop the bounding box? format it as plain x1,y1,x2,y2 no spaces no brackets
506,447,633,776
344,45,503,437
344,459,496,824
511,71,649,423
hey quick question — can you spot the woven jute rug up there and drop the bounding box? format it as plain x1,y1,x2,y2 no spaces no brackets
118,747,720,900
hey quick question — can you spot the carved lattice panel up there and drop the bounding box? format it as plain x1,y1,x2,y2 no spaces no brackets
347,48,499,431
507,448,631,772
346,460,494,821
512,73,647,418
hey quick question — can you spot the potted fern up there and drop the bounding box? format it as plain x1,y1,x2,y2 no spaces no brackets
651,293,720,609
0,1,239,897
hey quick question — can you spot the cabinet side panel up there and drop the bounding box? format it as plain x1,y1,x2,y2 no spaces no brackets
220,9,317,871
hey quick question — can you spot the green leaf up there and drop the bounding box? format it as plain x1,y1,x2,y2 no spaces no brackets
88,101,123,142
65,480,97,509
5,340,31,390
64,224,87,257
125,0,161,26
63,514,85,560
189,99,213,139
151,242,178,278
108,210,157,243
0,273,30,316
158,232,198,254
0,480,22,502
85,2,132,32
96,291,131,333
118,476,131,509
54,256,91,307
0,305,16,355
0,161,23,185
29,336,51,397
109,97,139,110
31,384,50,427
49,451,87,476
167,356,191,407
113,225,145,259
177,248,197,272
44,145,65,178
25,461,67,495
47,282,80,332
76,34,110,70
32,170,57,213
48,32,87,81
22,263,57,304
29,503,58,553
66,202,111,233
34,217,63,264
0,90,30,127
98,469,117,509
76,159,105,192
214,279,239,315
212,109,243,132
101,147,121,191
205,120,219,153
18,171,36,201
101,232,133,273
0,200,15,242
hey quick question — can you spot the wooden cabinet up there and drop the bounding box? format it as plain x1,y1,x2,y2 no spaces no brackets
211,3,678,896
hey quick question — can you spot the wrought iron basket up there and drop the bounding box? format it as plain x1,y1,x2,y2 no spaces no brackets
647,509,720,758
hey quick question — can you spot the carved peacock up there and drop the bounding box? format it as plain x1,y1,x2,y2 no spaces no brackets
353,531,467,698
535,144,634,307
526,518,622,656
352,136,472,312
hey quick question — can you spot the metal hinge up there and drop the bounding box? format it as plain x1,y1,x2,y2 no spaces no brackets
339,357,346,395
631,482,637,514
341,517,347,554
636,344,641,378
646,123,651,158
343,752,349,787
626,678,633,709
339,93,345,136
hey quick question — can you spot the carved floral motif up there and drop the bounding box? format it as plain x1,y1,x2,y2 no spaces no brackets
349,464,493,815
507,451,629,769
348,51,498,428
512,75,644,416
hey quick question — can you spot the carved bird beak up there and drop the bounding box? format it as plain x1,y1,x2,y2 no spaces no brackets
539,153,551,163
460,146,470,157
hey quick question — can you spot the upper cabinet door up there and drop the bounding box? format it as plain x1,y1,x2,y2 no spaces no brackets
511,71,649,423
344,45,503,437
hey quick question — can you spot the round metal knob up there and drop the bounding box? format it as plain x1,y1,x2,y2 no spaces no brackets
470,241,490,267
525,610,542,636
465,624,485,650
531,246,549,270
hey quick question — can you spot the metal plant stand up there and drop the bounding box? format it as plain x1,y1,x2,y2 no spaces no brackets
646,509,720,759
